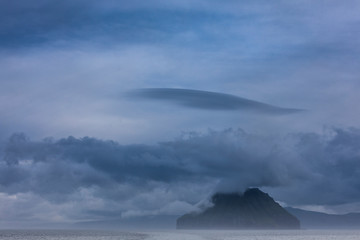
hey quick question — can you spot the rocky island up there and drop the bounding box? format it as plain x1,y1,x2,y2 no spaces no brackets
176,188,300,229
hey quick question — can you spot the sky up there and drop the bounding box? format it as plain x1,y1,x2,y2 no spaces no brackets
1,0,360,228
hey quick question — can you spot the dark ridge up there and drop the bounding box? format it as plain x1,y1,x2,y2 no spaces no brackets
286,207,360,229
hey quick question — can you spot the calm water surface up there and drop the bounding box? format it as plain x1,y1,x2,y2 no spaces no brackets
0,230,359,240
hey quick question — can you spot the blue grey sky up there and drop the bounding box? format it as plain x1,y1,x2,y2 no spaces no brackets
1,0,360,227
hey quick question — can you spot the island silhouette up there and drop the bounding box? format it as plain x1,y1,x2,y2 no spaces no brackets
177,188,300,229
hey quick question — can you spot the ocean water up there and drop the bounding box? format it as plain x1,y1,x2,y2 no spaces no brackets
0,230,359,240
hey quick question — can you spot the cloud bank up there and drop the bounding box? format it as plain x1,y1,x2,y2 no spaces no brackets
1,127,360,224
129,88,303,114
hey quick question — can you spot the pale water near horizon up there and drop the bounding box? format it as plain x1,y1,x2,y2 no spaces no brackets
0,230,360,240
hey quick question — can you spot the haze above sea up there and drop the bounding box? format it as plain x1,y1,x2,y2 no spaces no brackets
0,230,359,240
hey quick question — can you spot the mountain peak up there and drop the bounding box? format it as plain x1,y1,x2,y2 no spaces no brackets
244,187,265,196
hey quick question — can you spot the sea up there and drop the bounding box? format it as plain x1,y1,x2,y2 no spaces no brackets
0,230,359,240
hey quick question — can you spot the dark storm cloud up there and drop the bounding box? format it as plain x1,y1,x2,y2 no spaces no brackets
129,88,303,114
2,128,360,208
3,0,356,60
273,128,360,205
0,131,279,199
0,0,91,48
0,0,228,49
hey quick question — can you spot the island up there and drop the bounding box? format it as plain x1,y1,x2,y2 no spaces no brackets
176,188,300,229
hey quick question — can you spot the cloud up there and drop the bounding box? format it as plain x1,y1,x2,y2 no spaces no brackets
1,127,360,224
128,88,303,114
0,0,232,49
1,0,360,225
3,0,359,54
1,0,360,142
